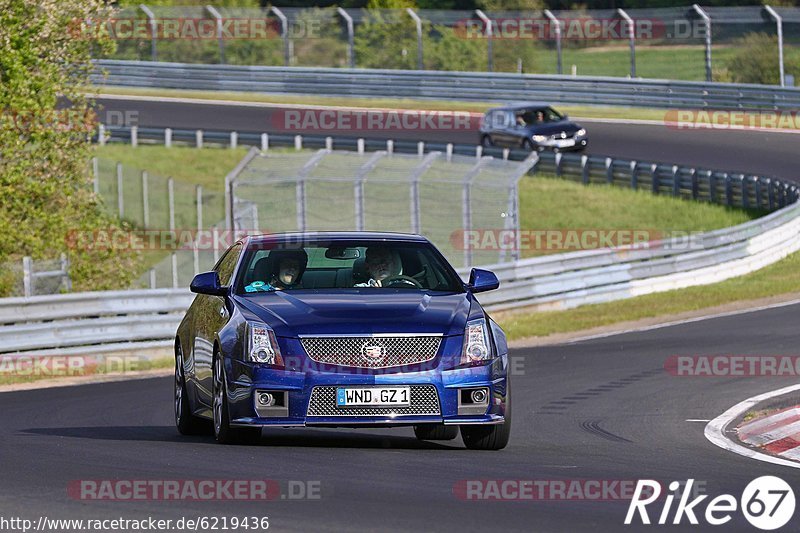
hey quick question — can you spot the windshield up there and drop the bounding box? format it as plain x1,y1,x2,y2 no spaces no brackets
236,240,464,293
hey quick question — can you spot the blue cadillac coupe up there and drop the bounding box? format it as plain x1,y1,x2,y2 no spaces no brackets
174,232,511,450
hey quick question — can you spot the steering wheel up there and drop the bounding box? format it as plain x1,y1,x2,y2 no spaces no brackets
381,275,422,288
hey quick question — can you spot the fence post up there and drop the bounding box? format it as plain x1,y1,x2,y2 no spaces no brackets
149,268,156,289
116,162,124,218
60,253,72,292
165,128,172,148
230,131,238,149
337,7,355,68
581,155,589,184
693,4,712,82
92,157,99,195
171,252,178,289
206,5,226,64
196,129,203,148
417,142,425,157
544,10,562,74
295,135,303,150
764,6,785,87
270,7,290,67
261,133,269,152
357,138,365,154
139,4,158,61
475,10,492,72
296,179,306,232
142,171,150,228
98,124,106,146
386,140,394,154
617,9,636,78
22,256,32,297
446,143,453,161
672,165,680,196
196,185,204,231
326,137,333,151
168,177,175,232
130,125,138,147
406,8,424,70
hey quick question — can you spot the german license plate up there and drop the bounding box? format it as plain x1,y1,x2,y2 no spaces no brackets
336,386,410,407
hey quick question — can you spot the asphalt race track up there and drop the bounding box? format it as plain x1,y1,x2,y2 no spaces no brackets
2,96,795,531
3,305,800,531
96,97,800,182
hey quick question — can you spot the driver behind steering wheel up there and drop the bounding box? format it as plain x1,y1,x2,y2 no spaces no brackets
355,247,402,288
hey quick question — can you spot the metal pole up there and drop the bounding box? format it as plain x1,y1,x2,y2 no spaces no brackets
337,7,355,68
92,157,99,195
692,4,712,82
167,177,175,232
617,9,636,78
196,185,203,231
296,180,306,232
116,162,124,218
270,7,290,67
406,8,424,70
61,253,72,292
142,171,149,228
764,6,785,87
205,5,225,64
475,10,492,72
171,252,178,288
139,4,157,61
22,256,32,297
544,10,562,75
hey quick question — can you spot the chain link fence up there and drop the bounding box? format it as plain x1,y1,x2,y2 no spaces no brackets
227,147,536,269
89,5,800,84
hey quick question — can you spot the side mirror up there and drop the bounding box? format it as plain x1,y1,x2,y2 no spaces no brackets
190,271,227,296
468,268,499,293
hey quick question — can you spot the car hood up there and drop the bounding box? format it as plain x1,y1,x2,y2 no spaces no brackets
526,120,581,136
233,290,473,337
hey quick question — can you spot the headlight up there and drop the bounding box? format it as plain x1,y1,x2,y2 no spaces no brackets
246,321,284,366
531,135,548,143
576,128,586,136
461,318,493,365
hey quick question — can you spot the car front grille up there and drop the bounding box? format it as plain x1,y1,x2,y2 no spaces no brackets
306,385,441,417
299,335,441,369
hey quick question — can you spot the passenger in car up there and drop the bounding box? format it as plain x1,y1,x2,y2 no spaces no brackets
245,250,307,292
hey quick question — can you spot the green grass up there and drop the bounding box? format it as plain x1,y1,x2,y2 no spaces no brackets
496,248,800,341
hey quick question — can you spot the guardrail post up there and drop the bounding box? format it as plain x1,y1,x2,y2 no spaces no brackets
605,157,613,184
206,5,226,64
212,225,220,264
116,162,124,218
446,143,453,162
92,157,99,195
692,4,712,82
544,10,562,74
97,124,106,146
357,138,365,154
417,142,425,158
295,135,303,150
386,140,394,154
142,171,150,227
139,4,158,61
270,7,290,67
630,161,638,190
755,177,763,210
195,130,203,148
326,137,333,151
261,133,269,152
650,164,658,195
475,10,492,72
690,169,699,199
764,6,785,87
130,125,138,147
164,127,172,148
406,8,424,70
337,7,355,68
22,256,32,298
230,131,238,149
672,165,680,197
555,152,563,177
617,9,636,78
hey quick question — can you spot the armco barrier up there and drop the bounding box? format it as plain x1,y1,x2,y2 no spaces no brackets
93,60,800,111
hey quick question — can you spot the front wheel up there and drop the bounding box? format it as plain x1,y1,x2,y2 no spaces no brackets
213,354,261,445
414,424,459,441
461,387,511,450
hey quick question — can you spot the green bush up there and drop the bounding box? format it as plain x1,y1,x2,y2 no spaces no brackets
721,32,797,85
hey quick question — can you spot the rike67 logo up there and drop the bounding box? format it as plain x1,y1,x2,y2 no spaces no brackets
625,477,795,530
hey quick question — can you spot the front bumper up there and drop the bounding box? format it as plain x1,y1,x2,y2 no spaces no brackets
535,135,588,151
223,350,509,428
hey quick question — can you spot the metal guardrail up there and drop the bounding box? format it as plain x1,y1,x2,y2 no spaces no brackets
93,60,800,111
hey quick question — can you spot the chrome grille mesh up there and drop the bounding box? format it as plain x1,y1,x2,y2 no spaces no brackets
306,385,441,417
300,335,441,369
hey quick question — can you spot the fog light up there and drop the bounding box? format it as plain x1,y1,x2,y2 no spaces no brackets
257,392,275,407
470,389,488,404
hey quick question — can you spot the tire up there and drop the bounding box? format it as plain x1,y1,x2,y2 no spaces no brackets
461,386,511,451
212,353,261,445
480,135,493,148
175,341,212,436
413,424,459,441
